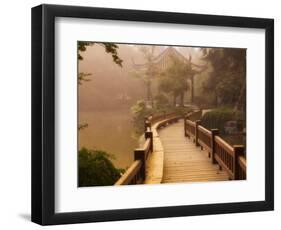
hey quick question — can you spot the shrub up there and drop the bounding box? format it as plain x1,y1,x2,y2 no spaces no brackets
174,106,192,117
200,108,235,135
78,148,123,187
131,100,152,135
154,94,169,109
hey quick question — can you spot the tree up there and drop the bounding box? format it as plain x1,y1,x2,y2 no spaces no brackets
78,41,123,66
154,93,169,110
158,56,190,107
78,41,123,128
184,55,207,104
131,46,159,106
78,72,91,85
78,148,124,186
201,48,246,109
78,41,123,85
130,100,151,134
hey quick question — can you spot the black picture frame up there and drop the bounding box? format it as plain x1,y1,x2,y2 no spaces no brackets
31,4,274,225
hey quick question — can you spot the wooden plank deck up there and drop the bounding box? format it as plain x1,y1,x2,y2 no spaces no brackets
159,119,229,183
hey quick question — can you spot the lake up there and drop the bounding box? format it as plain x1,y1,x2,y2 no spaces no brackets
78,108,139,169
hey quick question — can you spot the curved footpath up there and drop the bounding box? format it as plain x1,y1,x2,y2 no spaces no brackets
159,119,229,183
143,119,167,184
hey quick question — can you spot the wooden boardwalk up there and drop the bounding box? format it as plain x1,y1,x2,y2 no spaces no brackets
159,119,229,183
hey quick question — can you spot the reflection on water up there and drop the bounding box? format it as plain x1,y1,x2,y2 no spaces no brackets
79,109,138,169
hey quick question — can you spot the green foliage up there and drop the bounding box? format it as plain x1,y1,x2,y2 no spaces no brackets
200,108,238,134
158,56,190,106
78,41,92,55
78,148,123,187
78,123,88,131
174,106,193,117
200,108,246,146
78,41,123,67
130,99,192,134
154,94,169,109
215,72,244,106
132,46,159,102
130,100,151,135
78,72,92,85
201,48,246,108
103,42,123,66
78,41,123,91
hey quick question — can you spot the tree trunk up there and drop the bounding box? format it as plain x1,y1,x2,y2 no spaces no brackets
234,82,246,113
173,93,177,107
146,81,152,101
214,91,219,107
190,75,194,104
180,92,184,107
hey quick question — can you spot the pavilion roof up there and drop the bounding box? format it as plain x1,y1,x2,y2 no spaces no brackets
132,46,206,72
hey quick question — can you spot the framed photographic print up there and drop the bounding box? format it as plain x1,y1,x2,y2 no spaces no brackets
31,4,274,225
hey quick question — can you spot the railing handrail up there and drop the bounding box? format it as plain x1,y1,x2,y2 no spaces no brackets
238,156,246,171
186,119,196,126
214,136,234,156
148,112,178,125
196,124,212,153
115,160,142,185
115,131,153,186
184,113,246,180
135,138,152,160
198,125,212,137
115,113,180,185
142,138,151,153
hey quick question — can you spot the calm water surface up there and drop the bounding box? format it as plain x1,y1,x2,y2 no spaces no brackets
79,109,138,169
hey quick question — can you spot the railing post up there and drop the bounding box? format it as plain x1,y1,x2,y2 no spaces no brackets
184,115,187,137
134,149,146,180
195,120,201,146
145,131,153,152
233,145,245,180
211,129,219,164
144,116,148,131
144,119,151,131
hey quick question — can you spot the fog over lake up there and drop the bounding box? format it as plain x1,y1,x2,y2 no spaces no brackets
78,44,153,168
79,109,138,169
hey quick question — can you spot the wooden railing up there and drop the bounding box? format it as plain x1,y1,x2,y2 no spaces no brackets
148,113,179,125
115,130,153,185
197,125,212,154
184,110,202,140
184,119,196,139
116,113,179,185
237,155,247,180
184,115,246,180
114,160,142,185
